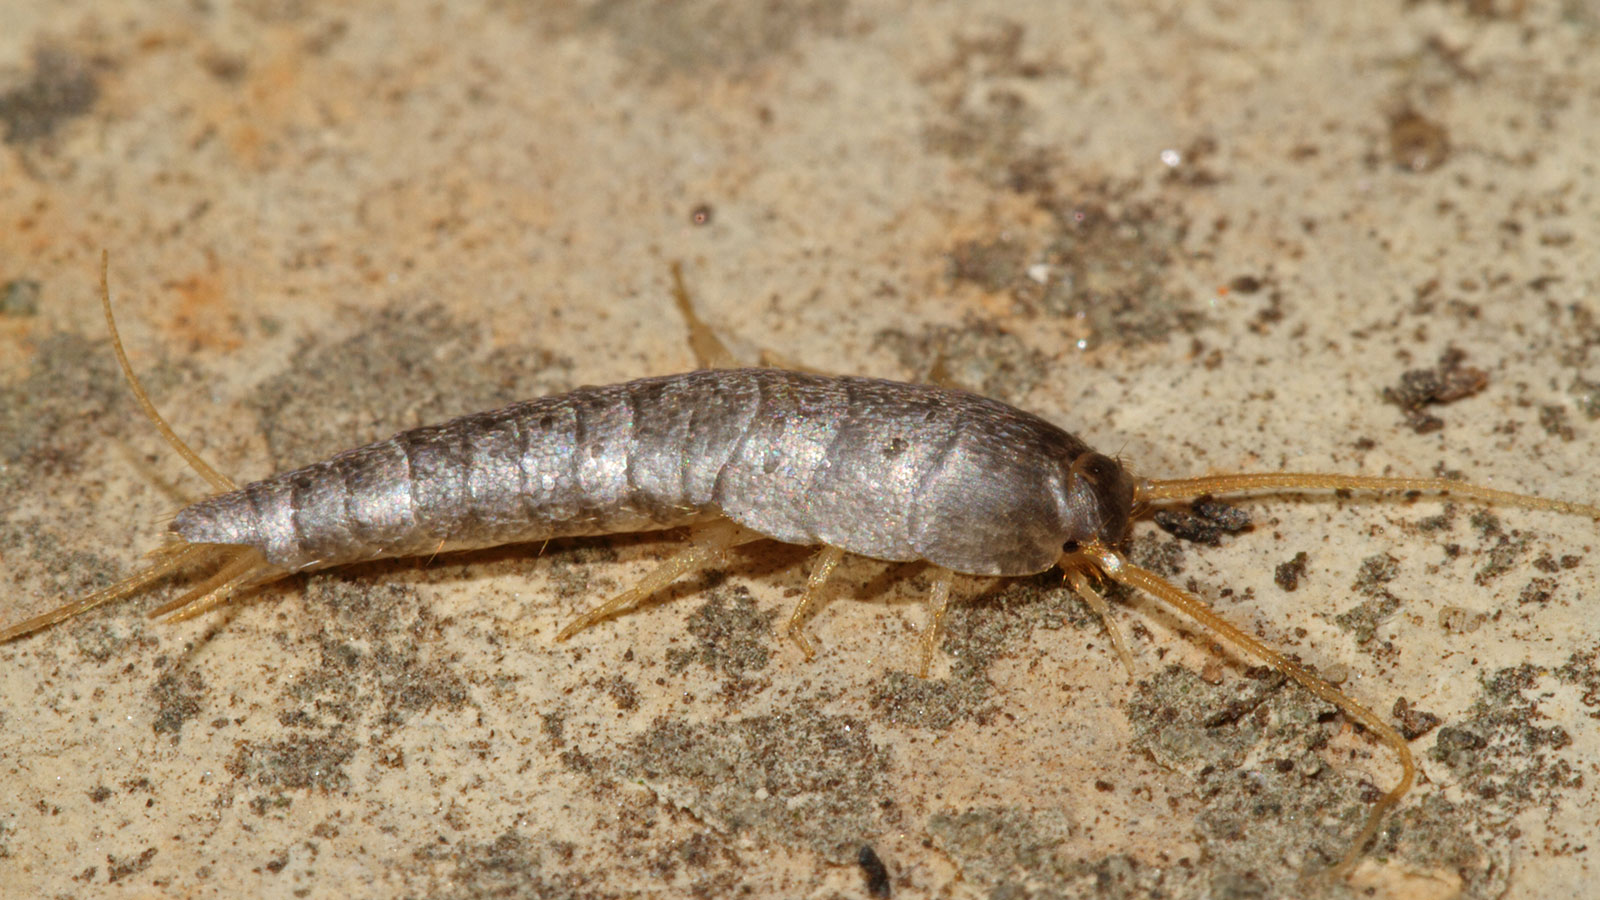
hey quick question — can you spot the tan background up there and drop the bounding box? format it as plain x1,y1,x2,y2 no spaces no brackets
3,1,1600,897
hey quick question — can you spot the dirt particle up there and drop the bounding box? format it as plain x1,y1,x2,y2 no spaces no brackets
229,732,358,793
1130,666,1295,776
1392,696,1442,740
920,21,1049,189
1130,532,1186,579
918,25,1200,348
1127,662,1406,887
1153,496,1252,546
105,847,157,884
1567,376,1600,420
1432,0,1529,20
222,577,468,804
1390,790,1506,892
1518,577,1556,605
1474,532,1530,586
857,844,891,899
1353,553,1400,591
1228,275,1264,294
1438,604,1487,634
0,47,98,145
1387,108,1450,173
0,279,40,316
1274,552,1309,591
200,51,249,83
72,621,133,663
604,676,639,711
1469,508,1502,538
1382,346,1487,433
1335,554,1403,645
149,667,206,739
1556,647,1600,721
1539,404,1576,441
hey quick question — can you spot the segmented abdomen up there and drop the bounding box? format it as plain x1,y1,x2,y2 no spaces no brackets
173,369,1094,575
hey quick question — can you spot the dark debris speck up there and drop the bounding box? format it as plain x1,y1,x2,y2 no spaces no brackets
1387,107,1450,173
1539,404,1576,441
857,844,891,898
1334,555,1403,646
1518,577,1556,605
149,667,205,739
1392,696,1443,740
105,847,157,884
1274,552,1310,591
0,279,40,316
0,47,98,145
1382,346,1487,433
1153,496,1252,546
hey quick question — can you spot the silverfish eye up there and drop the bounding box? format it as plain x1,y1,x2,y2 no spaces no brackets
1061,541,1080,554
1086,453,1120,486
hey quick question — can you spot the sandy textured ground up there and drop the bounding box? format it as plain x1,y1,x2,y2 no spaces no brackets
3,1,1600,898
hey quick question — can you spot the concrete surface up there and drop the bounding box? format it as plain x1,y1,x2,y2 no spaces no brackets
3,1,1600,898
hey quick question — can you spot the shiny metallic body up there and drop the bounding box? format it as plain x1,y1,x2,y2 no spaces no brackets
174,369,1137,577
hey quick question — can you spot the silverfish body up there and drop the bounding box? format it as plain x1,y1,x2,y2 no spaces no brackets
174,368,1138,579
12,262,1600,875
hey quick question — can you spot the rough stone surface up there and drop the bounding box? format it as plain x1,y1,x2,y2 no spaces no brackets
4,2,1600,897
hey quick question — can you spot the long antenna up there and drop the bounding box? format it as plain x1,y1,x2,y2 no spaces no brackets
1143,472,1600,519
99,250,236,493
